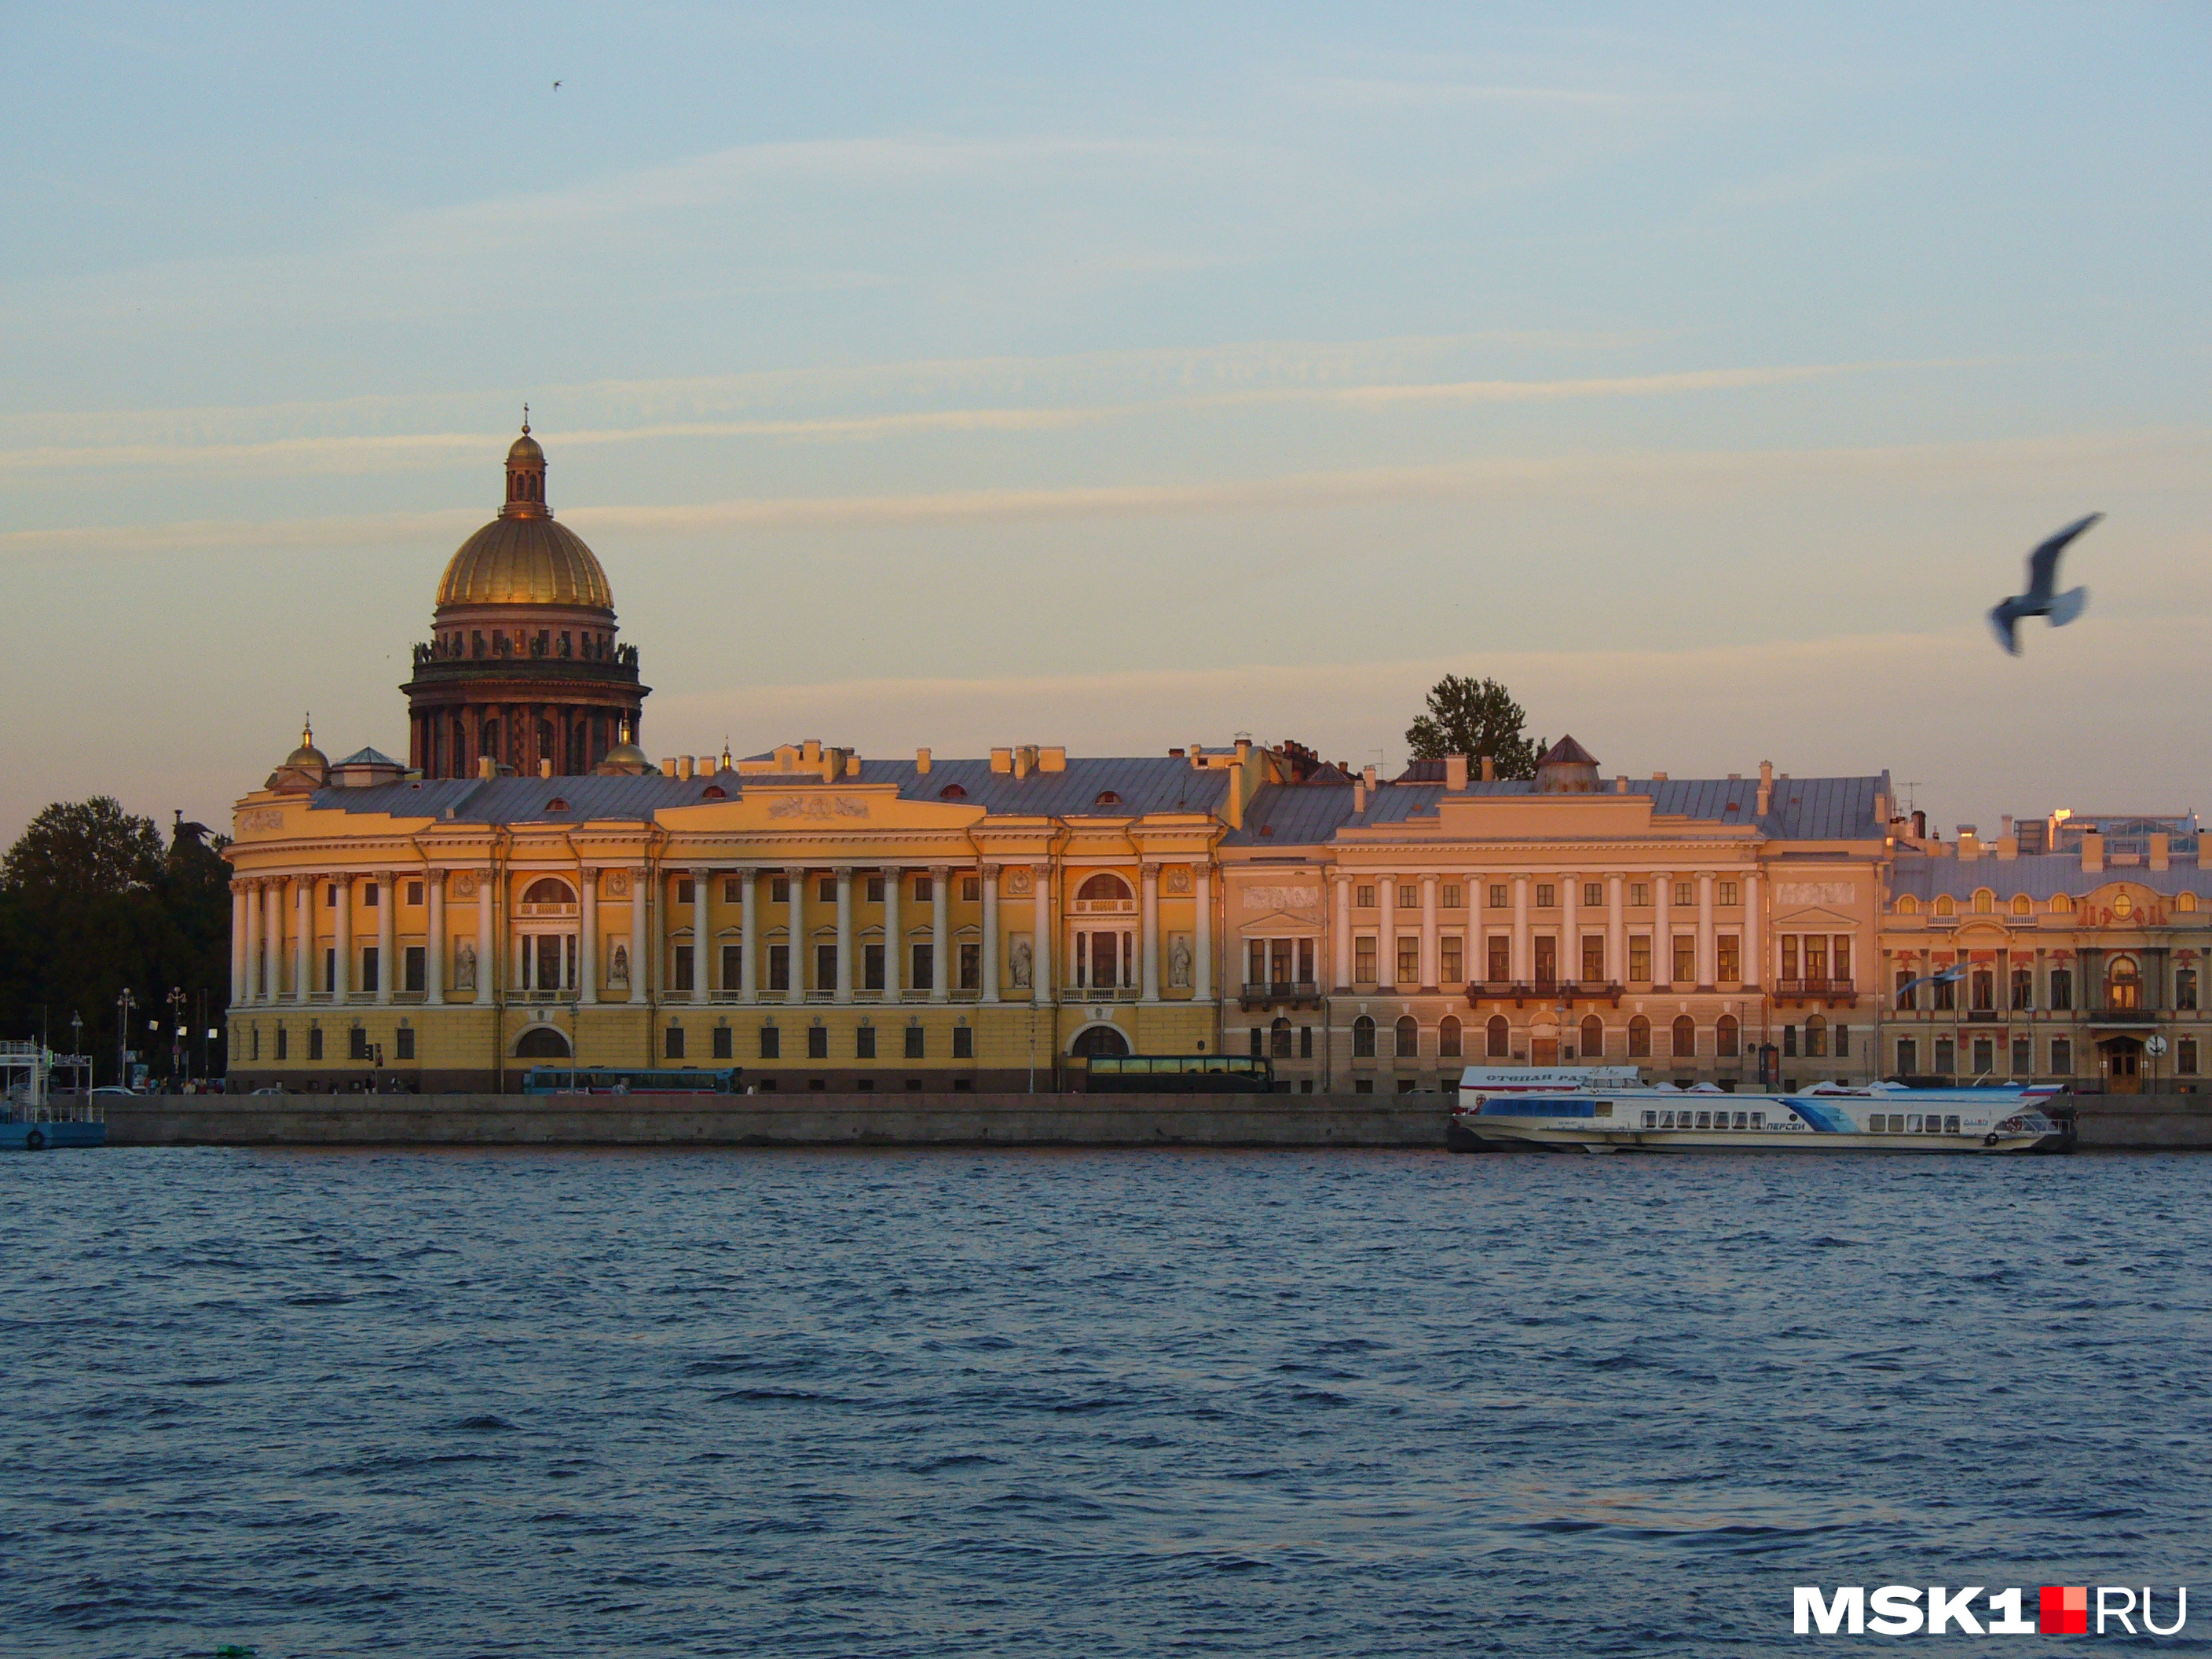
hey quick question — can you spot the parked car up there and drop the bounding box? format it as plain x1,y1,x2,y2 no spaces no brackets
89,1085,140,1097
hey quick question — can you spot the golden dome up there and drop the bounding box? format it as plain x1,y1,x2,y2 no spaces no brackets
286,716,328,770
437,515,613,610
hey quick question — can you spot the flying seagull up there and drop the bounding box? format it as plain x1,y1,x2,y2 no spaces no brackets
1895,963,1966,1001
1989,513,2101,655
553,79,562,89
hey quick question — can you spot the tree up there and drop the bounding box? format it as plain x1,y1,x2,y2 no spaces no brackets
1404,675,1544,778
1,797,163,901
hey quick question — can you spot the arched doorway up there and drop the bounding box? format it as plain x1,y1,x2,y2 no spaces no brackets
515,1025,571,1059
1071,1024,1130,1058
2100,1035,2144,1094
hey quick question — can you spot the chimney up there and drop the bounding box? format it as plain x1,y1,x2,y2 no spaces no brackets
479,754,499,781
1364,764,1378,791
1445,754,1469,792
915,747,931,775
539,759,554,779
1480,755,1496,782
1039,746,1066,773
1236,737,1252,761
844,752,862,779
1226,759,1244,829
991,747,1013,775
1652,771,1668,782
1911,808,1927,840
1756,760,1774,817
1167,748,1184,759
1353,779,1368,812
677,755,695,780
1013,746,1032,780
1615,775,1628,794
801,739,822,766
1957,823,1981,860
2081,828,2104,873
2151,832,2170,871
1190,741,1205,768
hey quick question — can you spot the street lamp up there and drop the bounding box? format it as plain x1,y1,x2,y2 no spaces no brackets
115,987,135,1088
69,1012,83,1097
168,987,186,1086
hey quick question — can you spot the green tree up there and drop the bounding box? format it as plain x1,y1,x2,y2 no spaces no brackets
1404,675,1544,778
1,797,163,899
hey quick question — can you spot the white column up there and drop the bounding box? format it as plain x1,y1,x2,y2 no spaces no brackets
578,866,598,1005
1419,873,1439,989
1378,873,1397,989
333,876,353,1002
882,866,902,1001
258,879,279,1004
1743,872,1764,989
375,877,394,1005
981,866,1001,1004
834,867,854,1004
1512,874,1531,984
739,869,759,1002
628,866,649,1005
1031,862,1052,1004
1332,873,1351,989
236,883,255,1005
295,878,311,1006
1654,871,1673,987
1697,871,1716,988
427,870,446,1002
1606,873,1625,987
1562,872,1580,985
1194,862,1213,1002
786,867,806,1004
475,868,495,1007
691,867,710,1003
930,865,950,1004
1141,863,1161,1001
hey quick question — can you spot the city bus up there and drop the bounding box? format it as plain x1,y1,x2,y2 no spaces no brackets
1082,1054,1275,1094
522,1066,742,1095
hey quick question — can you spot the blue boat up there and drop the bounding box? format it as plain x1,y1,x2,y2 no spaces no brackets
1,1042,107,1150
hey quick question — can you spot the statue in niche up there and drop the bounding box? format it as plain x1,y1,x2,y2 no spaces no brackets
1168,932,1193,989
455,941,478,991
1009,936,1034,989
609,943,630,987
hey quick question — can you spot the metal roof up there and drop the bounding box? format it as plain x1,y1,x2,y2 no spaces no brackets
1890,851,2207,903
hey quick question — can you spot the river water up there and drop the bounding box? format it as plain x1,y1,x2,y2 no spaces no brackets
5,1147,2209,1657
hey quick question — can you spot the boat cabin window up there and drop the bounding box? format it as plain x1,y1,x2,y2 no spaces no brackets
1733,1111,1749,1130
1749,1111,1764,1129
1944,1115,1961,1133
1906,1114,1921,1132
1660,1111,1675,1129
1927,1115,1946,1135
1643,1111,1657,1128
1595,1101,1613,1118
1695,1111,1712,1129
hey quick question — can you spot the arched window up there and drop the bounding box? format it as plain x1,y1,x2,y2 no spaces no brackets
1628,1015,1651,1057
2011,894,2033,916
1093,790,1122,808
1806,1014,1829,1058
1973,888,1995,914
2181,892,2200,914
1352,1015,1376,1057
522,877,574,906
1934,895,1956,917
1671,1015,1696,1059
2107,955,2141,1010
544,797,570,814
1270,1016,1292,1059
2049,892,2075,913
515,1025,570,1059
1486,1015,1510,1058
1895,895,1920,914
1077,873,1133,902
1395,1015,1419,1058
1580,1013,1604,1059
701,785,727,800
1438,1016,1463,1058
938,783,968,800
1716,1014,1740,1058
1072,1024,1130,1057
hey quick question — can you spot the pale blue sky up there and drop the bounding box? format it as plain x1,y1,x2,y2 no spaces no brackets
3,4,2207,842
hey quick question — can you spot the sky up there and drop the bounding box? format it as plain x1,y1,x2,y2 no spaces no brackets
2,3,2207,847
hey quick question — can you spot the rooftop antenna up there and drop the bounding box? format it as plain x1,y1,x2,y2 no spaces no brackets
1896,779,1924,814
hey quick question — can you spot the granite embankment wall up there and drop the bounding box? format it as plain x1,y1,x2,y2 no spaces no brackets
102,1093,1448,1149
94,1094,2212,1149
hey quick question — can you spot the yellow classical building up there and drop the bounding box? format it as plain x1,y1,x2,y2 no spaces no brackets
224,430,1894,1093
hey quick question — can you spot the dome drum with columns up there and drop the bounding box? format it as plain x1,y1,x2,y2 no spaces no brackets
401,425,650,778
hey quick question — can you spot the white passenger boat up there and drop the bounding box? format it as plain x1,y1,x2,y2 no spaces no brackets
1452,1080,2064,1154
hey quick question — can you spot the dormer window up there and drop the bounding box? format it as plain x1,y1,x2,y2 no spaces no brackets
545,797,569,813
939,783,968,800
702,785,727,800
1094,790,1122,808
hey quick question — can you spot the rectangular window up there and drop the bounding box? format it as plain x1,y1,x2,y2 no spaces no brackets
1972,1036,1994,1074
1674,881,1694,907
961,876,981,903
396,1026,415,1060
1535,883,1555,909
1781,936,1799,980
1355,937,1378,983
712,1026,733,1060
816,944,837,990
1441,937,1463,984
1488,884,1508,910
2180,1036,2199,1075
911,943,933,989
767,944,789,991
1441,884,1463,910
1248,939,1267,985
1804,936,1828,980
2012,1034,2032,1075
1782,1024,1798,1057
722,944,745,989
771,876,791,904
1584,882,1603,908
959,943,981,991
1355,884,1376,910
2179,969,2199,1012
406,881,424,907
1396,936,1419,985
673,949,695,991
2051,1037,2072,1074
1832,937,1851,984
1835,1024,1850,1057
1298,939,1315,984
1629,935,1651,982
324,947,335,991
953,1025,974,1060
1533,936,1557,986
818,878,837,904
276,1026,287,1060
1582,935,1606,982
1896,1037,1917,1075
866,875,884,904
1933,973,1955,1011
913,875,932,903
1300,1026,1314,1059
665,1026,685,1059
2049,968,2072,1010
1717,880,1738,906
361,883,379,908
1716,935,1738,982
1396,883,1417,910
723,877,744,904
1934,1035,1955,1075
808,1025,829,1059
1672,936,1694,985
905,1025,925,1059
1628,882,1650,908
856,1025,876,1059
349,1027,370,1060
2012,967,2034,1009
1487,936,1511,983
309,1026,324,1060
1250,1027,1264,1057
404,946,426,993
862,943,884,991
760,1026,780,1059
325,884,337,906
677,879,695,905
